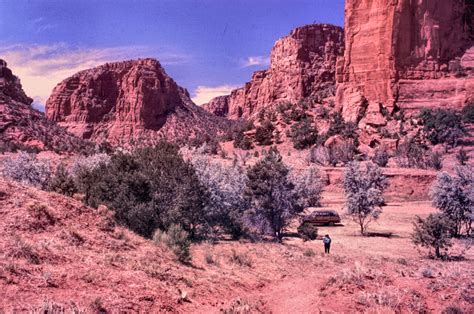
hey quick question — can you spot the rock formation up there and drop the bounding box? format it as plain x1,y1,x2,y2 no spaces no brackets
203,24,344,119
0,59,91,152
46,58,228,145
336,0,474,125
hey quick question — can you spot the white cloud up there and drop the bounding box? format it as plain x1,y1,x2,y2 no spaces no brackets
0,43,190,111
240,55,270,68
191,85,239,105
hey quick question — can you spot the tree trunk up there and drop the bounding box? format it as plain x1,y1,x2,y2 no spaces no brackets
435,246,441,258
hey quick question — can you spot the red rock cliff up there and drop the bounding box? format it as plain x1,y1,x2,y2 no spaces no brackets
0,59,91,152
203,24,344,119
46,58,226,145
336,0,474,124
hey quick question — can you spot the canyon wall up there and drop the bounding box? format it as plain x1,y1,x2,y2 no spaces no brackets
336,0,474,125
203,24,344,119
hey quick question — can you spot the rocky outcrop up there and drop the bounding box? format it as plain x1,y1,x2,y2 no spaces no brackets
203,24,344,119
46,58,228,145
336,0,474,124
0,59,91,152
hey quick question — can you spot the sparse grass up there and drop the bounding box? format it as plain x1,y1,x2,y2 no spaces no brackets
9,236,41,264
229,249,252,267
221,298,261,314
27,202,55,229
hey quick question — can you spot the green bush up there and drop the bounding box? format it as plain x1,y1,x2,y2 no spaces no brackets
153,224,191,263
254,120,274,146
297,222,318,241
76,141,209,239
462,102,474,123
456,148,469,166
418,109,465,146
289,118,318,149
412,214,455,258
48,164,77,196
372,148,389,167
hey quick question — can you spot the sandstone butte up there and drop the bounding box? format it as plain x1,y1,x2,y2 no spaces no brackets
203,24,345,119
45,58,228,146
0,59,90,152
336,0,474,126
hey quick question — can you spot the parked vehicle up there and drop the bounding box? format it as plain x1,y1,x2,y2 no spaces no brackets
299,209,341,226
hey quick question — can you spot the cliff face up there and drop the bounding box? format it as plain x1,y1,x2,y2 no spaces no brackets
46,59,227,145
336,0,474,124
203,24,344,119
0,59,91,152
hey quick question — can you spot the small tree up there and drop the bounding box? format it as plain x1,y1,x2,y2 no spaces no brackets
289,118,318,149
431,167,473,237
290,166,323,209
343,162,389,235
245,148,298,241
412,214,455,258
254,120,274,146
48,163,77,196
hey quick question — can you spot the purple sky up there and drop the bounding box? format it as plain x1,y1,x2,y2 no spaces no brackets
0,0,344,109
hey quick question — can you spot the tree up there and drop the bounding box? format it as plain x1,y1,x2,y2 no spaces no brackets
190,154,248,239
254,120,274,145
412,214,455,258
290,166,323,209
343,161,389,235
76,142,209,239
418,109,465,147
48,163,77,196
430,167,473,237
289,118,318,149
245,148,299,241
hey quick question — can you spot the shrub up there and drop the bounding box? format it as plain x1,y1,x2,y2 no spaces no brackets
297,223,318,241
456,148,469,166
462,102,474,123
2,152,51,189
27,202,55,229
70,153,111,176
412,214,454,258
329,140,356,165
233,130,253,150
308,146,331,166
76,142,209,239
372,148,389,167
418,109,465,147
395,138,431,169
430,167,473,237
245,148,299,241
48,164,77,196
190,155,248,239
289,118,318,149
343,162,389,235
327,112,359,141
153,224,191,263
427,151,443,170
303,248,316,257
229,249,252,267
254,120,274,145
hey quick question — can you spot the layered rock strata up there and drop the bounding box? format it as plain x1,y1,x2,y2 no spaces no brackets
203,24,344,119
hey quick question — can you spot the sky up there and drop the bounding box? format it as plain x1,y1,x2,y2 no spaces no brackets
0,0,344,110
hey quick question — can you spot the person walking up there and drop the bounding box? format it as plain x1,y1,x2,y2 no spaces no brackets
323,234,331,254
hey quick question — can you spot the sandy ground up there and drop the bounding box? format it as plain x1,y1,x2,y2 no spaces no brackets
0,178,472,313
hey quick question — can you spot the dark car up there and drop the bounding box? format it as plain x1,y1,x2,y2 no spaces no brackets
299,209,341,226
